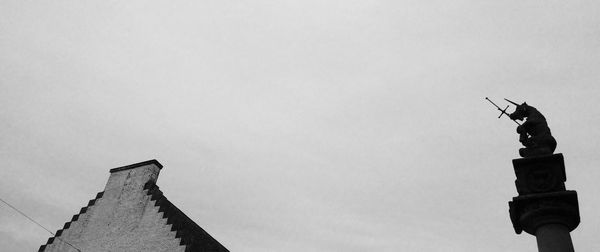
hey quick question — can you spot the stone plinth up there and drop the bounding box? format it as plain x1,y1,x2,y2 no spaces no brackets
508,153,580,252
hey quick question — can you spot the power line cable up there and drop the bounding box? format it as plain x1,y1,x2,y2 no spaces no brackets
0,197,82,252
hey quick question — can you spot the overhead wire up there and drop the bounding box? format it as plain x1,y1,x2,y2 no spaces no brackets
0,196,82,252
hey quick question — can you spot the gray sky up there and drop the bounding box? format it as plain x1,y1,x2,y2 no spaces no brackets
1,1,600,251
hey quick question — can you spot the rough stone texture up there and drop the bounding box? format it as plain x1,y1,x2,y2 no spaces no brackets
39,160,228,252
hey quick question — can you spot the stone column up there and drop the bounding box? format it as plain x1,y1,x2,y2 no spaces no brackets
536,224,574,252
508,154,580,252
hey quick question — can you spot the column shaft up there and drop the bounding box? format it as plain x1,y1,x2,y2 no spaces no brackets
535,224,574,252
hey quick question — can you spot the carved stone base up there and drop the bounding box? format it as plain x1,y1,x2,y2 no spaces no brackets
508,153,580,238
509,190,580,235
513,153,566,195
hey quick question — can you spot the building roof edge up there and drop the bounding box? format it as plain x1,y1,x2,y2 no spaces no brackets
109,159,163,173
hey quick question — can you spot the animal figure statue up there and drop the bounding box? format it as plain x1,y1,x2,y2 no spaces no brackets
505,99,557,157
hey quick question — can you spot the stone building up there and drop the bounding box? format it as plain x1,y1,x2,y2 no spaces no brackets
39,160,229,252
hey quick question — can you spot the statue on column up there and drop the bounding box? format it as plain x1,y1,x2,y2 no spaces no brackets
504,99,557,157
487,97,579,250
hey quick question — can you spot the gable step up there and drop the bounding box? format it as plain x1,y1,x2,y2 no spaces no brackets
38,191,105,251
142,181,229,252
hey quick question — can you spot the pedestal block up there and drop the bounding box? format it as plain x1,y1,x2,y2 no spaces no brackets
508,153,580,252
513,153,566,195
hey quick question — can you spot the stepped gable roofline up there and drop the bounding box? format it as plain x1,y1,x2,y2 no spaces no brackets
109,159,163,173
144,181,230,251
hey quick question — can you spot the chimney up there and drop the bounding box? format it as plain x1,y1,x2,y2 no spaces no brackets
103,160,163,200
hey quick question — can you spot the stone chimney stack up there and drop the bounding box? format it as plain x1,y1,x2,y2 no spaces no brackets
103,160,162,201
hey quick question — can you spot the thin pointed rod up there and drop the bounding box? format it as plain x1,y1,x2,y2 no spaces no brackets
485,97,521,126
504,98,519,106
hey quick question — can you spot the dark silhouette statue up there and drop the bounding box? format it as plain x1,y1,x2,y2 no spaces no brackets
505,99,557,157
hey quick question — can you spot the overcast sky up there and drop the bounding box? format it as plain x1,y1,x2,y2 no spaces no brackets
1,1,600,251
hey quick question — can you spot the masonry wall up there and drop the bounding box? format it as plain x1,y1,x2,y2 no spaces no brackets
39,160,228,252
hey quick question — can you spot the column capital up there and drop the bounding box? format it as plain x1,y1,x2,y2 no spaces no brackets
509,191,580,235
